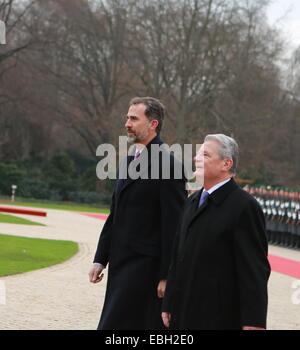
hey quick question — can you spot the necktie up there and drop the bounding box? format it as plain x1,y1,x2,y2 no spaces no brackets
134,150,141,159
198,190,209,208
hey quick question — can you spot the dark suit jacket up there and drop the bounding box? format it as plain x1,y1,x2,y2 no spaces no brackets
162,178,271,330
94,135,187,329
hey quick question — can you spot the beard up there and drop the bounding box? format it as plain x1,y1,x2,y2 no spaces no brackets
127,129,149,144
127,134,138,144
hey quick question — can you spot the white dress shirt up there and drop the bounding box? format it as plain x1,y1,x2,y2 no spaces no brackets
204,178,232,195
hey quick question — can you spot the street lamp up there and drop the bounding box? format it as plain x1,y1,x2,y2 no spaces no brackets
11,185,17,202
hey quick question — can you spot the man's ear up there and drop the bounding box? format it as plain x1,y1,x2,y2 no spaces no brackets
224,158,233,172
150,119,159,131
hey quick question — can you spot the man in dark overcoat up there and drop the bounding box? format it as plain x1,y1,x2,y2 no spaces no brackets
162,134,270,330
89,97,187,330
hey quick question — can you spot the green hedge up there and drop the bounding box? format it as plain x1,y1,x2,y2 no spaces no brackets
0,153,114,205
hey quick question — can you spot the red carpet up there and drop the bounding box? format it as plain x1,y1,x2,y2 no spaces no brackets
82,212,300,279
0,206,47,217
81,213,108,221
268,255,300,279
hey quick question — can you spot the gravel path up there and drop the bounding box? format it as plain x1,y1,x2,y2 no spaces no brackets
0,207,299,330
0,208,106,330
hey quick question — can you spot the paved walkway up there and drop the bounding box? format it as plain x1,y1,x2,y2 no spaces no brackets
0,208,107,330
0,207,300,330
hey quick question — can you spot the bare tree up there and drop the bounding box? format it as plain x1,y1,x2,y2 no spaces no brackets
126,0,280,144
23,0,130,155
0,0,35,65
0,0,37,108
287,47,300,99
0,0,49,160
0,0,298,185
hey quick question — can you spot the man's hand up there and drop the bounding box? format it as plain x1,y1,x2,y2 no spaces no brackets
89,264,104,284
161,312,171,328
242,326,265,330
157,279,167,298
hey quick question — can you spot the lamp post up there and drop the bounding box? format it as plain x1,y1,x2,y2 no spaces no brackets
11,185,17,202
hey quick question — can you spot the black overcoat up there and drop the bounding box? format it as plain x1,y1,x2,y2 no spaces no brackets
94,136,187,330
163,179,271,330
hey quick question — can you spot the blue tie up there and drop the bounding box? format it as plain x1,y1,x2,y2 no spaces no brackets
198,190,209,208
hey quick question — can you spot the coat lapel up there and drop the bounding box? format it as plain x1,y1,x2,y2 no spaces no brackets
185,178,239,231
117,135,163,197
116,155,134,193
182,190,208,233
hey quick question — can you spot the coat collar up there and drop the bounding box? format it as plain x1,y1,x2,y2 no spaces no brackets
144,135,163,152
128,135,163,156
192,178,238,204
187,178,238,228
190,177,238,204
118,135,163,195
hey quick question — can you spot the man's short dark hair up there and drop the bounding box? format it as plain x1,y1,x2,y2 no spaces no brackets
129,96,165,134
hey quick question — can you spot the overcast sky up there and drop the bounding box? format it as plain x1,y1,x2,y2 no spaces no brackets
267,0,300,50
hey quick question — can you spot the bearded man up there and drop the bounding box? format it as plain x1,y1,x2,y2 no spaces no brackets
89,97,187,330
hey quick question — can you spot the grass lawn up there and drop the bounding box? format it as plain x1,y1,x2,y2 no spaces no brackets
0,213,45,226
0,199,110,214
0,234,78,277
